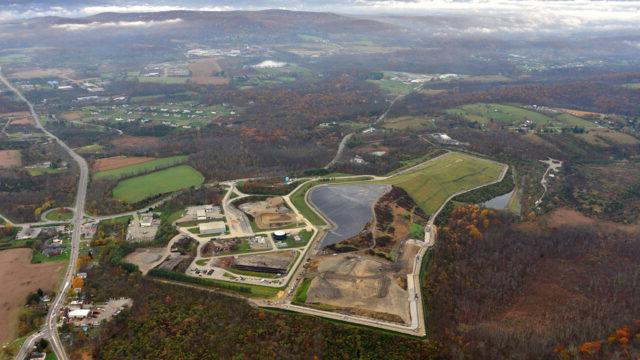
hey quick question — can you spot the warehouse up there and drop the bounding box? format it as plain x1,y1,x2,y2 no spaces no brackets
199,221,226,235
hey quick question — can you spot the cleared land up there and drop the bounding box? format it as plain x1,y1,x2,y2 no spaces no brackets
576,129,640,148
124,248,165,275
188,58,228,85
0,248,63,343
94,155,188,180
379,152,505,215
382,116,433,130
110,136,161,151
0,150,22,168
93,156,155,172
447,103,596,129
112,165,204,204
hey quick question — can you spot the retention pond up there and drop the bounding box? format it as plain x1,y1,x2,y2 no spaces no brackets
308,183,390,247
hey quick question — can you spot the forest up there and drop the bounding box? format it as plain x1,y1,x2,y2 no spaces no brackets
426,205,640,358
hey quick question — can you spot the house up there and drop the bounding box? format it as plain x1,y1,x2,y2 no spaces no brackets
199,221,226,235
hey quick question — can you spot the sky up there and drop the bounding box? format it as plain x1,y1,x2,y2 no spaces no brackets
2,0,640,32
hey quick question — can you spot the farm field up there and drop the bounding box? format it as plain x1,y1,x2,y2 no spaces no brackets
188,58,228,85
382,116,434,130
0,248,64,344
575,129,640,148
93,156,155,172
379,152,506,215
623,83,640,89
94,155,188,180
137,76,188,84
0,150,22,168
112,165,204,204
447,103,596,129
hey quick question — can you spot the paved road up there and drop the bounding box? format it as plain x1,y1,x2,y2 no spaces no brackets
1,66,87,360
324,132,353,169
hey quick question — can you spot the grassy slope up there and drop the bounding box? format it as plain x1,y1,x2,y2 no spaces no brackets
379,152,505,215
112,165,204,204
94,155,188,180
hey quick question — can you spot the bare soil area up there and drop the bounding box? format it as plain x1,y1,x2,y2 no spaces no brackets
93,156,155,172
124,248,165,275
305,253,411,324
188,58,229,85
61,111,83,121
0,248,63,343
555,108,606,117
0,150,22,168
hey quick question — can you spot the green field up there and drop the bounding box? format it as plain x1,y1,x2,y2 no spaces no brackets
446,103,596,129
368,79,417,96
623,83,640,89
112,165,204,204
379,152,506,215
0,54,30,64
76,144,104,154
94,155,188,180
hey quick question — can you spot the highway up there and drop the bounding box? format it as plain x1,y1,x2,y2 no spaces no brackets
1,66,87,360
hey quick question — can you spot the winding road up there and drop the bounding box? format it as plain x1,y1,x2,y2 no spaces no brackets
1,66,87,360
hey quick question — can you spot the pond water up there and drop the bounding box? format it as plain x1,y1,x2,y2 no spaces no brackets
482,190,514,210
308,183,390,247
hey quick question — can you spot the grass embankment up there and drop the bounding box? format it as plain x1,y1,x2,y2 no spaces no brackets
379,152,505,215
44,208,73,221
112,165,204,204
147,268,281,298
292,278,312,304
289,176,373,226
95,155,188,180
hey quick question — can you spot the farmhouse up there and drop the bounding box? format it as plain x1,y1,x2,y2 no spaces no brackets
199,221,226,235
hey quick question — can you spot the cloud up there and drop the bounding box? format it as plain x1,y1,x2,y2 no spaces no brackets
51,18,183,31
80,5,235,15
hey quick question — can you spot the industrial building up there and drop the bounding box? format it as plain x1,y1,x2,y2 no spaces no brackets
199,221,226,235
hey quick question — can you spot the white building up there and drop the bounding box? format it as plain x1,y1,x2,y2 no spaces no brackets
68,309,91,319
199,221,226,235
